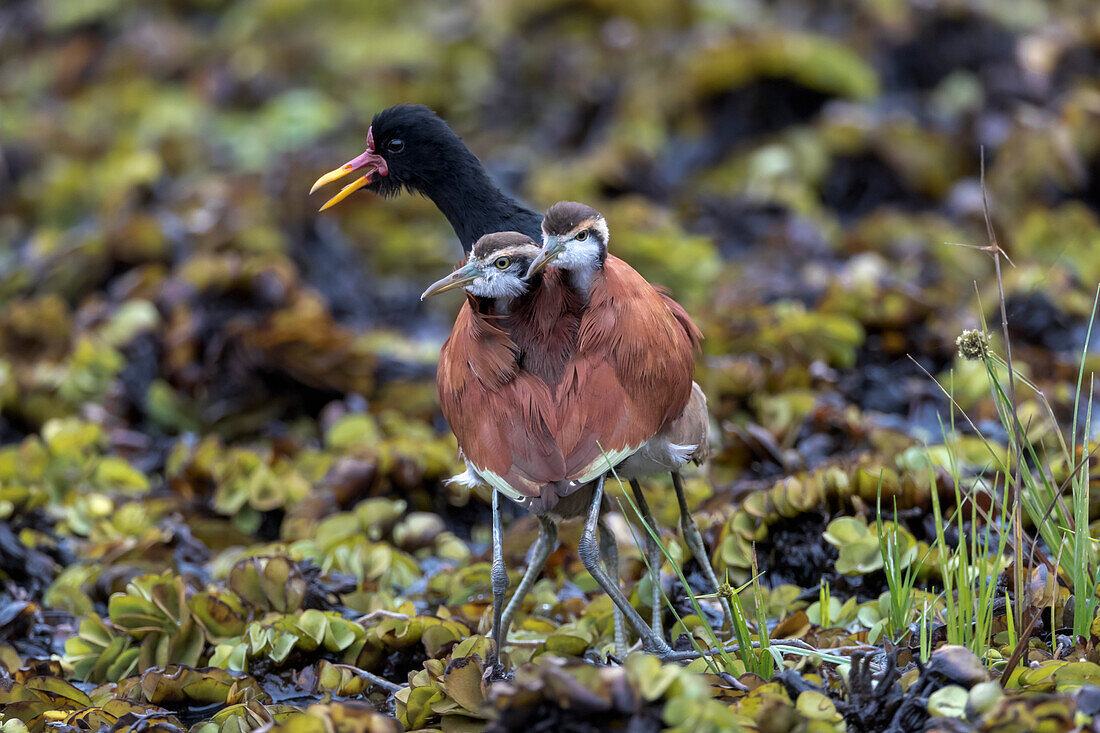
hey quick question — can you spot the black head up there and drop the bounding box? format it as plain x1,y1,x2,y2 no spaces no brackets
311,104,464,208
363,105,466,198
311,104,542,253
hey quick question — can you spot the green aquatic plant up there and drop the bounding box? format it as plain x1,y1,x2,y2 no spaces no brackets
0,418,152,533
823,515,917,577
63,614,141,683
106,573,205,672
394,636,495,731
208,610,368,672
228,556,308,614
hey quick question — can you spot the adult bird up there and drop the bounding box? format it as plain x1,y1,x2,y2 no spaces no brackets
527,201,735,636
419,231,642,668
310,104,542,253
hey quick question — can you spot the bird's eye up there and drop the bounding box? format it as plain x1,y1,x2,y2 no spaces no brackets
387,138,405,153
494,257,510,270
575,230,589,242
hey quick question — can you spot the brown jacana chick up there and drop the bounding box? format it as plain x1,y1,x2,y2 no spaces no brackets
528,202,735,638
421,232,630,668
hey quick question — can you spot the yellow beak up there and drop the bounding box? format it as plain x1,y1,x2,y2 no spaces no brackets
314,173,373,212
310,127,389,211
421,264,481,300
309,163,356,195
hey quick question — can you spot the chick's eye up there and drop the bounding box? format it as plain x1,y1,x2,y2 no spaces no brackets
494,257,510,270
387,138,404,153
575,230,589,242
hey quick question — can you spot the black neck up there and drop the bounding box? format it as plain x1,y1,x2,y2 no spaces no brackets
420,146,543,254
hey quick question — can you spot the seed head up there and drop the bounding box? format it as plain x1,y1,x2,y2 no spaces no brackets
956,329,991,361
717,582,735,601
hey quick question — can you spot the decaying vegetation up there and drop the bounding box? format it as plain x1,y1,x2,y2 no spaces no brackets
3,1,1100,731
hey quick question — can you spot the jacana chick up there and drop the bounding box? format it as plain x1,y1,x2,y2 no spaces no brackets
420,232,630,669
528,202,735,638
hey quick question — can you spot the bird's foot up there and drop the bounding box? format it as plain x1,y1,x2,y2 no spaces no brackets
658,643,743,663
642,639,675,657
483,659,510,683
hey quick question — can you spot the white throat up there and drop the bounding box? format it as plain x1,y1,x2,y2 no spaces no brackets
466,269,527,305
555,237,603,299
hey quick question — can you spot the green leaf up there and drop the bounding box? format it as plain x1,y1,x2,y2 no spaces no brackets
297,610,328,646
94,457,150,493
927,685,968,718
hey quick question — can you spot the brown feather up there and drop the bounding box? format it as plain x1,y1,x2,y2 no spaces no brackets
558,255,702,476
506,267,584,388
437,296,564,498
617,381,710,479
436,247,704,506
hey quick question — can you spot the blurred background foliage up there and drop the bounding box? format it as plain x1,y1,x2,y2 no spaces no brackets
4,0,1100,730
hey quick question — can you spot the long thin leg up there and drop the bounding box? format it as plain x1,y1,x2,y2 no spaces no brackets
499,515,558,641
672,470,734,633
629,479,664,639
578,474,673,656
489,489,509,674
598,514,628,654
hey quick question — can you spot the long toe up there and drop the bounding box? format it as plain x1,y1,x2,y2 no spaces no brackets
659,642,743,663
644,639,675,657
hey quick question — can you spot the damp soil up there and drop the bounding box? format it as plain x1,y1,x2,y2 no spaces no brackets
754,513,892,602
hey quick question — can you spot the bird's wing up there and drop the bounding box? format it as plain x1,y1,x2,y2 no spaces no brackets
556,356,651,482
557,256,699,481
656,380,711,465
438,299,565,502
656,287,703,353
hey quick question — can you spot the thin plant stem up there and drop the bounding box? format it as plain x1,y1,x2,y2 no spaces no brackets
974,148,1026,635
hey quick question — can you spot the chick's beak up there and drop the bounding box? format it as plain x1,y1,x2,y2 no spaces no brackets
525,237,564,279
310,127,390,211
420,263,480,300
